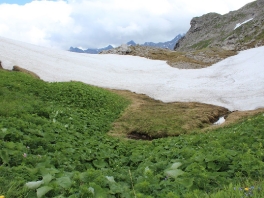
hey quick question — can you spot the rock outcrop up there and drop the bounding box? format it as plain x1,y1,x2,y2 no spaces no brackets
100,44,236,69
175,0,264,51
101,44,132,55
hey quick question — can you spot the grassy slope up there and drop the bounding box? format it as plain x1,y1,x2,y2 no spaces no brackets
108,90,229,139
0,69,264,197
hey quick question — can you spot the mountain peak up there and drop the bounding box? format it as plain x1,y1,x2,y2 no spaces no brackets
127,40,137,46
174,1,264,51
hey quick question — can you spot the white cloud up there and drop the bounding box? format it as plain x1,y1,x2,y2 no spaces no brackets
0,0,255,49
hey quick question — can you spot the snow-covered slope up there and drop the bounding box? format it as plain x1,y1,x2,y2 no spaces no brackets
0,36,263,111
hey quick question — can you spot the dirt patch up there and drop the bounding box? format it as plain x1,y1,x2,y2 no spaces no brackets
127,131,155,141
13,66,40,79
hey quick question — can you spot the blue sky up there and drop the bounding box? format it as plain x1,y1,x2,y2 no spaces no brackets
0,0,64,5
0,0,255,49
0,0,32,5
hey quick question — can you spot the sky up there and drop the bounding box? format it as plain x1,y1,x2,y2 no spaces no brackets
0,0,255,50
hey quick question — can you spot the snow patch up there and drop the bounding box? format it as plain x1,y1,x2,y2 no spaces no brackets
214,117,225,125
234,18,253,30
0,36,264,111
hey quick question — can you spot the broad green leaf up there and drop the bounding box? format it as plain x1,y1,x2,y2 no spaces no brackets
56,176,72,189
0,128,7,139
0,150,9,164
165,169,184,179
177,178,194,188
1,128,7,132
93,159,108,168
5,142,16,149
91,184,107,198
25,181,43,190
37,186,53,198
80,172,89,183
43,174,53,184
109,183,124,194
88,187,95,195
106,176,115,183
171,162,182,169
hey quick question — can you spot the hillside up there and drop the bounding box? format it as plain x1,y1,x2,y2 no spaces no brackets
0,36,264,111
175,0,264,51
1,69,264,197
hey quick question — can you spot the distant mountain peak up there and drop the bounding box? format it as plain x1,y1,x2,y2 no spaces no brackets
69,45,113,54
142,34,182,50
69,34,183,54
127,40,137,46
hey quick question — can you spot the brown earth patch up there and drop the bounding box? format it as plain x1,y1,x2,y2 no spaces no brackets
13,66,40,79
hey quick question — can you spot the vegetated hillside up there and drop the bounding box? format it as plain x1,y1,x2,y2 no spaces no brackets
175,0,264,52
1,69,264,197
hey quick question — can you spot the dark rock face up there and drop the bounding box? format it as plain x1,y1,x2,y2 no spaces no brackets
174,0,264,51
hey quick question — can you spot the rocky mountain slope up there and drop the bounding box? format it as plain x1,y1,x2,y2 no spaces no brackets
101,1,263,69
175,0,264,51
141,34,182,50
100,43,236,69
69,45,113,54
69,34,182,54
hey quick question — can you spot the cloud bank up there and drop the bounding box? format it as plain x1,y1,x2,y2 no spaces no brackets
0,0,255,49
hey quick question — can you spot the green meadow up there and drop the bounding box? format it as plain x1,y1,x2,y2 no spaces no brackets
0,69,264,197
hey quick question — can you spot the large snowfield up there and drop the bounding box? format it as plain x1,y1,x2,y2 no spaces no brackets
0,36,263,111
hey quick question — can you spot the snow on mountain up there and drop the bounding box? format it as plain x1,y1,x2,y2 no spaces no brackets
234,18,254,30
69,34,183,54
69,45,113,54
142,34,183,50
0,36,263,111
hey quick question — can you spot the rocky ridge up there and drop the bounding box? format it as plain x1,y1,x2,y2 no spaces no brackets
69,45,114,54
100,44,236,69
70,35,182,54
175,0,264,51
